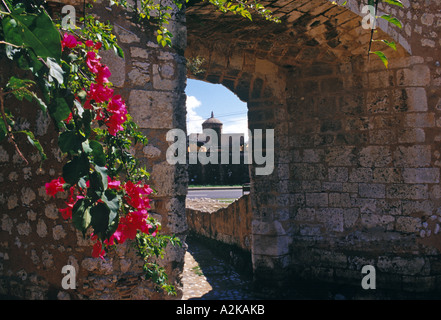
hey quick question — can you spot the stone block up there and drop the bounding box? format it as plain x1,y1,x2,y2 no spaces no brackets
361,213,395,229
295,208,316,222
377,256,425,275
397,65,431,87
329,192,351,207
395,216,422,233
386,184,428,200
358,146,392,168
100,49,126,87
328,167,349,182
114,25,140,44
402,168,440,184
393,145,431,168
366,90,390,113
343,209,360,228
252,234,290,256
128,90,176,129
349,168,373,183
315,208,344,232
405,113,435,128
359,183,386,199
373,168,403,183
398,128,425,143
405,87,428,112
306,193,329,207
325,146,356,166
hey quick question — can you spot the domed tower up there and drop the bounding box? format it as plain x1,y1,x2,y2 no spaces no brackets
202,111,223,139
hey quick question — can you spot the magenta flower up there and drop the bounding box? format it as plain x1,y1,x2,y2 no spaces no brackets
61,33,78,50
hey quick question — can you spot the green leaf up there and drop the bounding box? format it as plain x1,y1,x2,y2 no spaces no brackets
102,189,121,214
89,169,107,202
380,14,402,28
48,97,71,126
381,39,397,51
15,130,47,161
2,8,62,62
62,154,89,185
72,198,91,234
58,130,82,154
31,93,48,112
90,202,111,235
88,140,106,167
371,51,389,68
92,190,121,237
95,165,108,189
46,57,64,84
0,120,7,142
382,0,404,8
6,76,35,101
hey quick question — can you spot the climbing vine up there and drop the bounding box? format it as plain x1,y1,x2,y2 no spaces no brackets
0,0,181,295
110,0,280,47
334,0,404,68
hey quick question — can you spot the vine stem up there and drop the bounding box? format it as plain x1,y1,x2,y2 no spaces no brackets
0,89,29,165
367,0,380,60
0,41,23,48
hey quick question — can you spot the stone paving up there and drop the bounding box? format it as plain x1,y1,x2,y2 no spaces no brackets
181,237,257,300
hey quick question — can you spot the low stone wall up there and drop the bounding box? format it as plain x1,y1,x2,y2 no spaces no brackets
186,194,252,253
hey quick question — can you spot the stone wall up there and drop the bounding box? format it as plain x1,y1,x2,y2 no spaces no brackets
0,1,188,299
186,194,252,252
186,195,253,272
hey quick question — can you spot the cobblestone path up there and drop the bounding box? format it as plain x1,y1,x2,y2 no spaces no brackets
181,237,257,300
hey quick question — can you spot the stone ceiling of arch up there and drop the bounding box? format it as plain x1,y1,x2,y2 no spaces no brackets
186,0,404,69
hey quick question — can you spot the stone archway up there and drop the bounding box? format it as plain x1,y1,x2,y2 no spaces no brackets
185,0,441,296
1,0,440,300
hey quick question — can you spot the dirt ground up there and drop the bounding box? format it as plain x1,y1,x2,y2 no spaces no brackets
185,198,230,212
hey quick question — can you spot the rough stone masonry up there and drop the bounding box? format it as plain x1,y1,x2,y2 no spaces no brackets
1,0,441,299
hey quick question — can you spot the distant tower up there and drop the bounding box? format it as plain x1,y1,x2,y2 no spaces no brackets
202,111,223,139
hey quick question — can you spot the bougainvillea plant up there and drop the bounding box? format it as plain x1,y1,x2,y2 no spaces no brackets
0,0,180,295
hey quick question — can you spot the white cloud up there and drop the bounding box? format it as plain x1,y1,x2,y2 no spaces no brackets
186,96,204,134
222,116,249,142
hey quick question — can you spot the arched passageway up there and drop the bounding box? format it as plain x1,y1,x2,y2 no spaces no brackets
185,0,441,297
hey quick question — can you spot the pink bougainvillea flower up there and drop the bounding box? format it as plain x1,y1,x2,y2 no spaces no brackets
59,204,73,220
86,51,101,74
108,176,121,189
85,40,94,47
45,177,65,198
95,64,112,84
83,99,93,110
92,238,106,259
113,210,151,244
61,33,78,50
107,95,127,115
106,113,127,136
59,191,84,220
94,42,103,50
123,181,152,210
64,112,73,124
87,83,114,104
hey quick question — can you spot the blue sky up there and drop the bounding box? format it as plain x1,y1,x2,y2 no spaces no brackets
185,79,248,139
